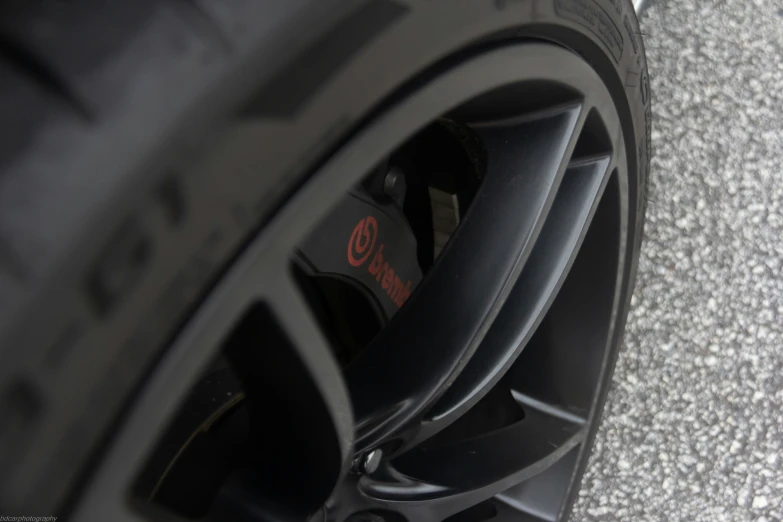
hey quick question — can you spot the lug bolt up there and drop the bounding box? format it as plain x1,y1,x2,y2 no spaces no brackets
383,167,407,202
359,448,383,474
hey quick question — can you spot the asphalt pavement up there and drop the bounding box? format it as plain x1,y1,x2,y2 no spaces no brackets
571,0,783,520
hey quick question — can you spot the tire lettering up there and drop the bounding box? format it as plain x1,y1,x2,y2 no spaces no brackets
555,0,624,63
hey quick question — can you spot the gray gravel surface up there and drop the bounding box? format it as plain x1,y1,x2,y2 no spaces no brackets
571,0,783,520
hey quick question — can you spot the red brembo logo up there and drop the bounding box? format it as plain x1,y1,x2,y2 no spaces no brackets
347,216,413,308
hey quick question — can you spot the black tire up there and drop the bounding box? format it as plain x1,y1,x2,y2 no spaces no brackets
0,0,649,518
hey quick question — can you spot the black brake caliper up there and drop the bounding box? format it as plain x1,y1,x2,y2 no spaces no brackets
296,182,423,322
295,122,482,363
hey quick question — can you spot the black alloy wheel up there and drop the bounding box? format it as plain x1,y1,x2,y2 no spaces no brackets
0,2,649,522
81,44,645,521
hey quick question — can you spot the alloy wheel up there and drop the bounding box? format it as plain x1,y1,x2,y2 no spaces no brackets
76,43,636,522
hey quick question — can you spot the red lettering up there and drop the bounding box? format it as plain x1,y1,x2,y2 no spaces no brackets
348,218,414,309
390,275,403,300
382,267,394,290
395,280,412,307
368,245,384,275
376,261,389,282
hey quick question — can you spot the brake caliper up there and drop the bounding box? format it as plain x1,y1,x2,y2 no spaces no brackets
296,187,423,321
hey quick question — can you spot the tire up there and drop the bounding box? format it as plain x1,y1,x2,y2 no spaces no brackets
0,0,649,519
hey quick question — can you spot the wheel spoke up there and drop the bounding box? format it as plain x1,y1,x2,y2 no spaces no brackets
504,171,624,417
419,154,613,442
361,408,584,520
220,274,354,516
510,390,587,426
347,103,586,451
493,447,580,522
264,274,356,463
